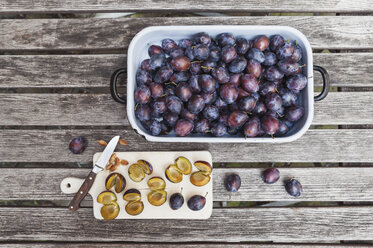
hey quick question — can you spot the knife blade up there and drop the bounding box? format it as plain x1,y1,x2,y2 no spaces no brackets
68,135,120,211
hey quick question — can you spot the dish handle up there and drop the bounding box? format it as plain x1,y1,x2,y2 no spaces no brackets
313,65,330,101
110,68,126,104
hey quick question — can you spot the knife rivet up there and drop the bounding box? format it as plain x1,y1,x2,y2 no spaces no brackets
89,177,92,180
80,191,83,194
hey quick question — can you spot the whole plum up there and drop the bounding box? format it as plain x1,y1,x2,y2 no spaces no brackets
69,137,87,154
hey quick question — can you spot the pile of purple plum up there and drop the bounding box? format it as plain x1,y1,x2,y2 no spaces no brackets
134,32,306,137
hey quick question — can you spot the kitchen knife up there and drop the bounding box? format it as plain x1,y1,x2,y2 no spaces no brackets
68,135,120,211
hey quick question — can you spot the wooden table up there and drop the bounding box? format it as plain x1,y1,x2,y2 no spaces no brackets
1,1,373,247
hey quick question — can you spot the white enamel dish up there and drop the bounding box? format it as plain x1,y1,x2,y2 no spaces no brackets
110,25,329,143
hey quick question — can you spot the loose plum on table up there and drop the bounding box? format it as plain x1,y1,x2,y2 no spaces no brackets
69,137,87,154
262,168,280,184
285,179,303,197
225,174,241,193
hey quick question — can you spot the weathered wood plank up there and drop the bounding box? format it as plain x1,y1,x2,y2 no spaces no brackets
2,167,373,201
1,17,373,50
0,53,372,88
0,244,368,248
0,0,372,13
314,53,373,88
0,55,125,88
0,129,372,163
0,94,128,126
0,92,371,126
2,207,373,241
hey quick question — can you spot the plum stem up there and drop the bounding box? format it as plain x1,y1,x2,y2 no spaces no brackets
258,75,263,84
299,64,306,68
204,192,209,198
271,134,274,139
171,81,178,86
308,76,313,79
134,103,139,111
289,177,296,182
180,187,183,194
277,112,284,118
201,66,214,70
191,60,202,64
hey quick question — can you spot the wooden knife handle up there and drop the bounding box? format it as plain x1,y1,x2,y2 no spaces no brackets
68,171,97,211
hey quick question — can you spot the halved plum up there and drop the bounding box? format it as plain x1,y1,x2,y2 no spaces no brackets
97,191,117,204
165,164,183,183
128,163,145,182
147,177,166,191
97,191,119,220
137,160,153,175
123,189,141,202
125,200,144,215
101,202,120,220
194,161,213,174
175,156,192,175
190,171,211,187
147,190,167,206
105,173,126,193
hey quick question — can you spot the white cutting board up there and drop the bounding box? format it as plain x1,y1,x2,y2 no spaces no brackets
61,151,213,219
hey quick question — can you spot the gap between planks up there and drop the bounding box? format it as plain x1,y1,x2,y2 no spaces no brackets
0,243,367,248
